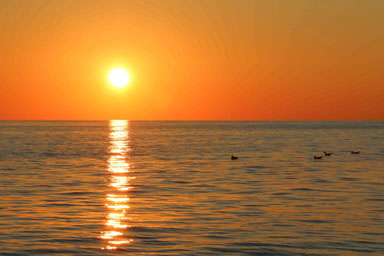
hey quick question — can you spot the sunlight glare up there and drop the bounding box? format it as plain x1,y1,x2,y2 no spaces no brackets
109,68,130,88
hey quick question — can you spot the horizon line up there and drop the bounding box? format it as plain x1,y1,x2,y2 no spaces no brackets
0,119,383,122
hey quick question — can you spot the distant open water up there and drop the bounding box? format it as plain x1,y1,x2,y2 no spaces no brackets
0,121,383,255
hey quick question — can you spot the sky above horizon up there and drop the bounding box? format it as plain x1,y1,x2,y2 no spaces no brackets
1,0,383,120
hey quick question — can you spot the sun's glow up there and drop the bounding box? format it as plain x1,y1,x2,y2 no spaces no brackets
109,68,130,88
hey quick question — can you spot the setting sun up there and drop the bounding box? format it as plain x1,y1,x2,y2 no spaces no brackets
109,68,130,88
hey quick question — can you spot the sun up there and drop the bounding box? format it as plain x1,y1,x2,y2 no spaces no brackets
109,68,130,88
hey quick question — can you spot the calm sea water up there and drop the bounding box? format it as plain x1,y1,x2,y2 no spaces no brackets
0,121,383,255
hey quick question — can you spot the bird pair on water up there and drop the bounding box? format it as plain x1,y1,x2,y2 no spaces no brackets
232,151,360,160
315,151,333,159
314,151,360,160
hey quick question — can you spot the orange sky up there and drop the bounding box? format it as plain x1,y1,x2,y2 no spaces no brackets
0,0,383,120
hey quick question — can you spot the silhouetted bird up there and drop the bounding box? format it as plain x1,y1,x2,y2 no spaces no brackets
314,156,323,160
324,152,333,156
231,155,238,160
351,151,360,154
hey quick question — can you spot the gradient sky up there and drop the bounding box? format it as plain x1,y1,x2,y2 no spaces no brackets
1,0,383,120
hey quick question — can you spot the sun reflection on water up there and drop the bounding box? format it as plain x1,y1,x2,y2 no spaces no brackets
100,120,133,250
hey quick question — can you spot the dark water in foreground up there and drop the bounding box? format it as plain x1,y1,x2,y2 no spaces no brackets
0,121,383,255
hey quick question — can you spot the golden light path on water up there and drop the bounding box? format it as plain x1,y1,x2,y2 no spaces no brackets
100,120,133,250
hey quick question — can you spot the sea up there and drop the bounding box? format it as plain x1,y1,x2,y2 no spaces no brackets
0,120,383,255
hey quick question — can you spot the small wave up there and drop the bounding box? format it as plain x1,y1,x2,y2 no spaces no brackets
203,244,301,256
43,203,74,207
298,219,334,224
2,168,15,171
60,191,91,195
37,237,96,243
202,235,229,239
272,192,290,195
311,178,332,183
171,180,190,184
132,226,188,234
292,188,315,191
366,198,384,202
41,152,57,157
340,177,359,181
18,249,80,255
230,242,295,249
247,165,268,169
